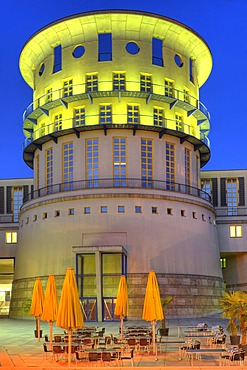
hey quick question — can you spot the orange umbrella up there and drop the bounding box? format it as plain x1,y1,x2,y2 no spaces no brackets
30,278,44,342
56,267,84,367
114,275,128,339
142,271,164,355
42,275,58,349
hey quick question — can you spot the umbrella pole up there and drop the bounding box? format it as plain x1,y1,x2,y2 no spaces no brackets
49,321,53,350
152,321,156,356
68,328,71,367
37,317,40,342
120,316,124,340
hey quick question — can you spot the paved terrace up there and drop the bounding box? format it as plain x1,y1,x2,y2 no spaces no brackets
0,314,245,369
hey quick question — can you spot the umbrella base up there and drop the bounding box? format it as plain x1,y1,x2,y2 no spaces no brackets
34,330,43,338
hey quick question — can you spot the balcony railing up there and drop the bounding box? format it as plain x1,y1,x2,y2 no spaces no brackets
23,178,211,204
0,215,17,223
22,114,210,151
215,207,247,217
23,81,210,128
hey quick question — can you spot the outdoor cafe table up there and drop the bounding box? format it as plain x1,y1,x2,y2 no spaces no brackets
156,339,186,359
186,348,226,366
184,334,216,347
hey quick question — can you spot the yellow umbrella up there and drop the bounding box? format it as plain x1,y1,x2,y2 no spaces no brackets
30,278,44,342
56,267,84,367
42,275,58,349
142,271,164,355
114,275,128,339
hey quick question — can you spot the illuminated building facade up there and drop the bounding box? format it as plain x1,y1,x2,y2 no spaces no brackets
0,10,230,320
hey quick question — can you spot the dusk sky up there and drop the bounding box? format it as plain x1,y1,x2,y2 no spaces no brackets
1,0,246,179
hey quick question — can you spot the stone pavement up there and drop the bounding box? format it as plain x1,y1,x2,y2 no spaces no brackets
0,314,245,369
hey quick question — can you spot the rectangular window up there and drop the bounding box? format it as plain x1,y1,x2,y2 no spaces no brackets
167,208,173,215
183,87,190,103
201,179,212,199
99,104,112,124
152,206,158,214
5,231,17,244
12,187,23,223
43,212,47,219
101,206,107,213
127,104,139,124
46,148,53,189
227,178,238,215
140,73,152,93
220,258,227,269
118,206,125,213
54,210,60,217
53,44,62,73
98,33,112,61
165,79,174,97
54,113,62,131
175,113,184,132
86,73,98,92
86,138,99,188
33,214,37,222
113,137,127,186
135,206,142,213
152,38,163,66
63,79,73,97
63,142,73,190
113,72,126,91
74,107,85,126
35,155,39,190
189,58,194,84
84,207,91,214
166,142,176,189
153,107,164,126
46,87,53,103
40,122,45,136
185,148,191,187
141,138,153,188
230,225,242,238
68,208,74,215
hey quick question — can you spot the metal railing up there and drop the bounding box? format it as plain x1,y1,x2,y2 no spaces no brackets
0,215,17,223
215,207,247,217
23,177,211,204
22,114,210,151
23,80,210,122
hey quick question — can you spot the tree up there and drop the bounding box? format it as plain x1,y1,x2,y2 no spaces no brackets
219,290,247,344
161,296,173,330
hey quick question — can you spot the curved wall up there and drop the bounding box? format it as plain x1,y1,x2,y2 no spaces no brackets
10,10,223,320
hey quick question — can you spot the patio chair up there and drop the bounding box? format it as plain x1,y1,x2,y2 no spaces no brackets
101,351,118,366
43,343,52,360
127,338,138,351
88,351,101,365
75,350,88,365
138,337,150,354
52,345,65,362
120,348,134,367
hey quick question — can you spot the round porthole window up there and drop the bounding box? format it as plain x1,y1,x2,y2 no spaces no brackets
38,63,45,76
174,54,183,67
72,45,85,58
126,42,140,54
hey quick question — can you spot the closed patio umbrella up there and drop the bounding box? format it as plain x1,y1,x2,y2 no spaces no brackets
42,275,58,349
114,275,128,339
142,271,164,355
56,267,84,367
30,278,44,342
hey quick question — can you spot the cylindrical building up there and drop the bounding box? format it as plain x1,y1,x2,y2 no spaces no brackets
10,10,223,321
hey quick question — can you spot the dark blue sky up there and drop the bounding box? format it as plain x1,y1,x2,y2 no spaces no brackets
1,0,246,179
